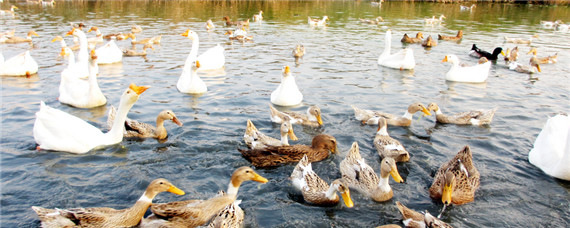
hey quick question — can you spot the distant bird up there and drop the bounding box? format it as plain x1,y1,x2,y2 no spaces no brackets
469,44,505,60
438,30,463,41
253,11,263,21
460,4,476,11
292,44,305,58
422,35,437,47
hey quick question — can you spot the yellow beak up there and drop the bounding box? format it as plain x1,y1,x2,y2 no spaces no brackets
421,107,432,116
195,60,200,68
167,185,186,195
390,166,404,183
442,56,448,62
288,127,298,141
536,64,541,72
500,50,506,56
284,66,290,74
129,84,150,95
442,184,453,205
341,191,354,208
65,29,75,36
252,172,269,183
316,114,323,126
181,29,190,37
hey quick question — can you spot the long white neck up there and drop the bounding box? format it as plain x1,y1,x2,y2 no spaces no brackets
184,35,199,67
381,32,392,57
66,52,76,67
76,31,89,65
402,111,413,120
105,95,136,144
87,60,102,98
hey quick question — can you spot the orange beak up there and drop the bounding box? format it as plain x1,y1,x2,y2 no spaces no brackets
129,84,150,95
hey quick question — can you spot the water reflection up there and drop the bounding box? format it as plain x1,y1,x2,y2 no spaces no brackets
445,81,488,98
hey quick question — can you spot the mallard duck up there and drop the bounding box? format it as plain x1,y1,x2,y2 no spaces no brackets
51,36,80,51
438,30,463,41
378,30,415,70
223,16,249,27
429,145,480,205
253,11,263,22
469,44,505,60
142,167,268,228
422,35,437,47
243,119,298,150
508,56,541,74
33,84,149,154
359,17,384,25
107,107,183,140
308,16,329,26
374,117,409,163
177,60,206,94
1,30,38,43
0,5,18,17
340,142,404,202
269,104,323,127
504,34,538,45
0,51,38,76
131,24,143,34
292,44,305,58
442,54,491,83
504,46,519,63
527,47,557,64
291,155,354,207
208,199,244,228
528,114,570,181
65,27,92,78
400,32,423,43
395,202,452,228
123,43,154,56
239,134,337,168
425,15,446,25
352,102,431,126
426,103,497,126
460,4,476,11
271,66,303,106
58,49,107,108
32,178,185,228
205,19,216,31
180,29,225,71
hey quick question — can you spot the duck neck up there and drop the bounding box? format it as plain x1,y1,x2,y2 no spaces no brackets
87,60,102,98
155,116,167,139
402,111,413,120
106,96,137,144
122,190,157,226
378,173,391,192
376,127,388,136
325,184,339,200
307,109,317,122
226,181,240,198
280,131,289,145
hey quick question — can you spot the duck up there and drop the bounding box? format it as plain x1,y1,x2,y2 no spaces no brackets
400,32,423,43
208,199,244,228
33,84,149,154
426,103,497,126
131,24,143,34
103,32,128,40
374,117,410,163
460,4,476,11
0,29,15,37
107,107,183,140
508,56,541,74
123,43,154,56
180,29,225,71
32,178,185,228
225,27,254,42
1,30,38,43
269,104,323,127
253,11,263,21
0,5,18,17
352,102,431,126
177,60,206,94
51,35,80,51
0,50,38,76
540,20,560,29
205,19,216,31
528,114,570,181
395,202,452,228
429,145,480,205
504,46,519,63
469,44,505,60
292,44,305,58
223,16,249,27
87,26,104,45
527,47,557,64
425,15,446,25
340,142,404,202
555,22,569,32
504,34,538,45
271,66,303,106
370,0,384,7
378,30,415,70
128,33,161,45
243,119,298,150
308,16,329,26
95,38,123,64
421,35,437,47
65,27,93,79
58,49,107,108
238,134,337,168
359,17,384,25
438,30,463,41
442,54,491,83
291,154,354,208
142,167,268,228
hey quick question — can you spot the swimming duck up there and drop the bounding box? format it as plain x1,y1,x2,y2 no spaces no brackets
503,46,519,63
269,104,323,127
378,30,415,70
181,29,225,71
426,103,497,126
0,29,15,37
438,30,463,41
340,142,404,202
33,84,149,154
32,178,185,228
504,34,538,45
271,66,303,106
103,32,128,40
460,4,476,11
527,47,557,64
177,60,206,94
253,11,263,21
308,16,329,26
442,54,491,83
359,17,384,24
421,35,437,47
128,33,161,45
352,102,431,126
425,15,446,25
107,107,183,140
225,27,254,42
469,44,505,60
239,134,337,168
205,19,216,31
374,117,409,162
400,32,423,43
291,154,354,208
123,43,154,56
143,167,268,228
429,145,480,205
208,199,244,228
58,49,107,108
131,24,143,34
508,56,541,74
243,119,298,150
223,16,249,27
395,202,452,228
528,114,570,181
0,50,38,76
292,44,305,58
1,5,18,17
1,30,38,43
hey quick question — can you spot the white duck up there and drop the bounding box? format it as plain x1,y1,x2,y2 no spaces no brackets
308,16,329,26
253,11,263,22
33,84,149,154
529,114,570,181
0,50,38,76
59,49,107,108
95,37,123,64
270,66,303,106
378,30,415,70
65,28,93,79
425,15,446,25
177,60,206,94
181,29,225,71
442,54,491,83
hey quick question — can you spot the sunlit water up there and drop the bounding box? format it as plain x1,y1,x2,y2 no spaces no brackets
1,1,569,227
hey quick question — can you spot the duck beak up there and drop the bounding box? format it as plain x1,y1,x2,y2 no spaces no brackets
59,48,66,56
65,29,75,36
251,172,269,183
181,29,190,37
316,114,323,125
390,166,404,183
341,191,354,208
195,61,200,68
33,32,39,37
172,116,183,126
167,185,186,195
129,84,150,95
441,56,448,62
442,184,453,205
51,37,60,43
500,50,506,56
536,64,541,72
421,107,432,116
88,27,93,33
284,66,290,74
288,127,298,141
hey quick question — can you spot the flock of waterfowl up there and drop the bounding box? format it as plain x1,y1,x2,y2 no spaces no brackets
1,1,569,227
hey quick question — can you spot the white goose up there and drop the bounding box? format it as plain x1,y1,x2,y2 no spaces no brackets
33,84,149,154
181,29,225,71
270,66,303,106
0,50,38,76
177,60,206,94
65,28,93,78
95,38,123,64
529,114,570,181
378,30,415,70
308,16,329,26
442,54,491,83
59,49,107,108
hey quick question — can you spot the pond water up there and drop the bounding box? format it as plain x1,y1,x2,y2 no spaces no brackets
1,0,569,227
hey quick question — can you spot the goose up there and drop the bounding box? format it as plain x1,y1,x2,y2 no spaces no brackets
270,66,303,106
308,16,329,26
123,43,154,56
243,119,298,150
527,47,557,64
528,114,570,181
442,54,491,83
374,117,410,162
438,30,463,41
460,4,476,11
51,36,80,51
87,26,104,45
378,30,415,70
58,49,107,108
0,50,38,76
225,27,254,42
426,103,497,126
103,32,128,41
180,29,225,71
65,27,93,78
400,32,423,43
395,202,452,228
33,84,149,154
131,24,143,33
95,37,123,64
469,44,505,60
269,104,322,127
352,102,431,126
1,30,38,43
107,107,183,140
253,11,263,21
177,60,207,94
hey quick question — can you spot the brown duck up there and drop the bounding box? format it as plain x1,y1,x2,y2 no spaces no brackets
422,35,437,47
223,16,249,27
395,201,453,228
401,32,423,43
438,30,463,41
